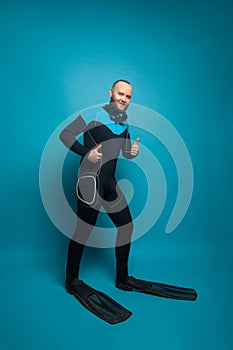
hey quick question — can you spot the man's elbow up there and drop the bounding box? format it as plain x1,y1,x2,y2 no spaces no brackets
59,130,73,148
59,130,64,142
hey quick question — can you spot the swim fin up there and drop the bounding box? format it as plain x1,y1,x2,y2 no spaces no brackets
116,276,197,301
67,279,132,324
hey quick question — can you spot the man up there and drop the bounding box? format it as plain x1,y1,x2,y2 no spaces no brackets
59,80,197,324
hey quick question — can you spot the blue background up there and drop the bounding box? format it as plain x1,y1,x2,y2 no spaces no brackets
1,0,233,349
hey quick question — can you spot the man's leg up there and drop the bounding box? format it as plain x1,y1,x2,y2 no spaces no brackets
103,188,133,284
66,199,100,282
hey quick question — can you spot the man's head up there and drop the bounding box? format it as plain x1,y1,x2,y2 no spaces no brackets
109,80,133,113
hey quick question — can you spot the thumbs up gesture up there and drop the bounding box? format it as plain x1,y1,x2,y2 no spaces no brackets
130,138,140,157
87,144,103,163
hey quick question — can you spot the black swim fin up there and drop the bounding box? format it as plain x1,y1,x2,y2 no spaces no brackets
67,279,132,324
116,276,197,301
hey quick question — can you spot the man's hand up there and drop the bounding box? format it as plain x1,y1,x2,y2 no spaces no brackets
130,138,140,156
87,144,103,163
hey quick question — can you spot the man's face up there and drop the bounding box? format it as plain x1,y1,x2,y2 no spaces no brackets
109,81,133,112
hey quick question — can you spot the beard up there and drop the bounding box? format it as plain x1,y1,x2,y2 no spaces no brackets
110,99,128,113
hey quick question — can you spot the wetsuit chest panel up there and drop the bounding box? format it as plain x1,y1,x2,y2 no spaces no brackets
84,123,127,158
81,124,128,180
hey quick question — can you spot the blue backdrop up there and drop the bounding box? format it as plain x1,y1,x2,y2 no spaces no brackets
1,0,233,349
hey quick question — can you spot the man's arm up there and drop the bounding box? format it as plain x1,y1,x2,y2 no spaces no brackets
59,115,90,157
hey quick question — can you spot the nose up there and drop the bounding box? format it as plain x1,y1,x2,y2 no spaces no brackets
121,95,126,102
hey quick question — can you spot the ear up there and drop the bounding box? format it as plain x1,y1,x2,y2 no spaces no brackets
109,89,113,98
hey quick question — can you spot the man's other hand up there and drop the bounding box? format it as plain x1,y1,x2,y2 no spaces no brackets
130,138,140,156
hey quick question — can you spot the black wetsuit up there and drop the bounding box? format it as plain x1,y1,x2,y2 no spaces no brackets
60,104,136,282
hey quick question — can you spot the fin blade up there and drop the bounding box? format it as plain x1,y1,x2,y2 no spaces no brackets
74,281,132,324
118,276,198,301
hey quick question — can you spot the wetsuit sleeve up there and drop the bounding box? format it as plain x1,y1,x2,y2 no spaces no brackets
59,115,90,156
121,131,136,159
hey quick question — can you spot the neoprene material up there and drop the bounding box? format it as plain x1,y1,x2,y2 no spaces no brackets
66,279,132,324
116,276,198,301
60,104,135,280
